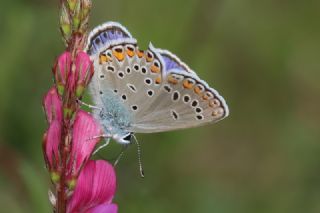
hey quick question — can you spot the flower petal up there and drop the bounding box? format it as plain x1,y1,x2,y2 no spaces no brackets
43,87,63,124
87,204,118,213
75,51,94,97
56,51,71,84
76,51,92,83
44,120,61,169
68,110,101,177
67,160,117,213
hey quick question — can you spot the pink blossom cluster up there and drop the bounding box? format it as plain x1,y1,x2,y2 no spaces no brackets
42,51,117,213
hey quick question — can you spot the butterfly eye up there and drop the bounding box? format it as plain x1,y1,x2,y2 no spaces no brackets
122,133,132,143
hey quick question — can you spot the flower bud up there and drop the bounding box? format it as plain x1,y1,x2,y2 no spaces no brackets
74,51,93,98
67,0,77,12
81,0,92,18
43,120,61,172
60,3,72,42
53,52,72,96
43,87,63,124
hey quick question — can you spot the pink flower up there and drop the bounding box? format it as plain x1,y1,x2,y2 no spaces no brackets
43,120,61,174
42,88,102,183
67,160,117,213
42,87,63,174
75,51,94,98
43,87,63,124
67,110,102,184
53,52,72,96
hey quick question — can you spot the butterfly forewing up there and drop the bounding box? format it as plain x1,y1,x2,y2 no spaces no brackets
86,22,229,135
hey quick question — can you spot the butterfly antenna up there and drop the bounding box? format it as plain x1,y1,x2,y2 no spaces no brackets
133,134,145,178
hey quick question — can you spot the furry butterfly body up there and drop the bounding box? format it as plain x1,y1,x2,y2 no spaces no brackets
85,22,229,144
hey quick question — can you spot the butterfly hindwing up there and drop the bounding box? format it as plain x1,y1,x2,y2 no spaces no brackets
130,49,228,133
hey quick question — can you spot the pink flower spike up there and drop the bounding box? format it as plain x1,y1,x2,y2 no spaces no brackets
68,110,101,178
67,160,117,213
43,87,63,124
43,120,61,172
75,51,94,97
53,51,72,95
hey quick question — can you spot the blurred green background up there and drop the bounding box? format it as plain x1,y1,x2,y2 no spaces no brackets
1,0,320,212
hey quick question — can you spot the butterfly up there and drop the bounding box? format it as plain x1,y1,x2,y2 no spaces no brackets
84,22,229,148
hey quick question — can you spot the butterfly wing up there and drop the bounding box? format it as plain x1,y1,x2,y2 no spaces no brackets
86,22,229,134
130,48,229,133
85,22,167,125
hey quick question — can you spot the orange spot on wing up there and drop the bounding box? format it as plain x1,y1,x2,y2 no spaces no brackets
155,76,162,84
209,99,220,108
113,51,125,61
151,65,160,73
137,50,144,58
146,51,153,62
167,75,178,84
126,50,135,57
194,86,202,94
99,54,108,64
183,79,193,89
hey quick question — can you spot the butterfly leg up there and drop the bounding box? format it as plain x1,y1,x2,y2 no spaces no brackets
77,99,103,111
93,137,111,155
114,144,130,167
